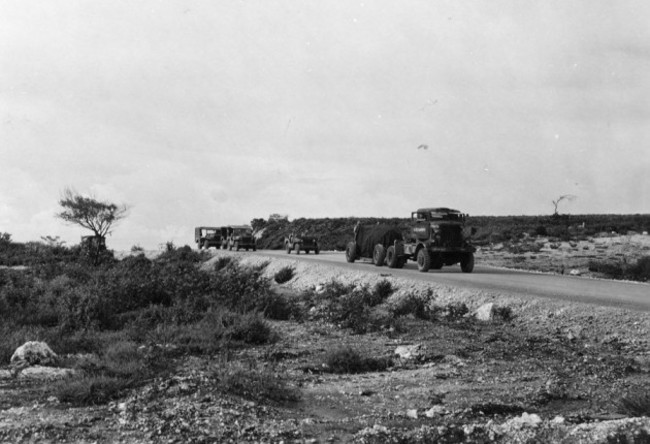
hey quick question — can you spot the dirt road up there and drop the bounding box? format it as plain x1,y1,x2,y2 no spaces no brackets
240,250,650,312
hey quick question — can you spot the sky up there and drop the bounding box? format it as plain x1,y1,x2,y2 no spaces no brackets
1,1,649,250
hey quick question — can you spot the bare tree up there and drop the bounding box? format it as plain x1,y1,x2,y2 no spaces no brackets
56,187,129,240
552,194,577,216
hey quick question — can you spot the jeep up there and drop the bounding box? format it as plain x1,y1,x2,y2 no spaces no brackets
227,225,256,251
195,226,227,250
285,232,319,254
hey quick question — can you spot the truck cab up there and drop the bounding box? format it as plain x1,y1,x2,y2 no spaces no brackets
227,225,256,251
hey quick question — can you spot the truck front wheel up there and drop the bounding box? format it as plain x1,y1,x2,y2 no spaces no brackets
373,244,386,266
417,249,431,272
460,252,475,273
345,242,356,263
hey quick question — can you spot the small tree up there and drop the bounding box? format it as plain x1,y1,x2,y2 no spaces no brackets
552,194,577,216
56,188,128,259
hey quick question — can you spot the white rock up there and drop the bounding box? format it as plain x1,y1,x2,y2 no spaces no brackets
424,405,447,417
406,409,418,419
10,341,58,366
474,303,495,321
569,269,582,276
394,344,423,361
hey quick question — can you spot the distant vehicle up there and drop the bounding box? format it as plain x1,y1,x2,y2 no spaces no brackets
345,223,404,266
285,232,319,255
346,207,476,272
195,226,227,250
227,225,256,251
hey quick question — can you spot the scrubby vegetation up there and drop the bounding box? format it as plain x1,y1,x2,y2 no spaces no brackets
0,236,291,405
588,256,650,282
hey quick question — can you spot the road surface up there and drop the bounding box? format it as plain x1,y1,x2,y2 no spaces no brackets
244,250,650,312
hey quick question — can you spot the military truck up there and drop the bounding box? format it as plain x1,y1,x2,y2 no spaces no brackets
285,232,320,254
195,227,227,250
398,207,476,272
227,225,256,251
345,223,405,267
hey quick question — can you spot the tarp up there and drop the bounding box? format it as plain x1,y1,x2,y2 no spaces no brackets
355,224,403,257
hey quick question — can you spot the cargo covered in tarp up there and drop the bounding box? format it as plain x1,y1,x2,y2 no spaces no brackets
354,224,403,257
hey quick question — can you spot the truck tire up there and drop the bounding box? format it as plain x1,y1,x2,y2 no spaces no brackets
373,244,386,266
460,252,475,273
294,243,300,255
417,249,431,272
386,246,399,268
345,242,356,263
314,246,320,254
286,242,291,254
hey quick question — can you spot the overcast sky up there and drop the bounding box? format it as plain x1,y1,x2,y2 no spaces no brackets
1,1,649,250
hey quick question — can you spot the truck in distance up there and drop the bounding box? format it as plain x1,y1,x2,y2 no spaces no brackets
195,227,228,250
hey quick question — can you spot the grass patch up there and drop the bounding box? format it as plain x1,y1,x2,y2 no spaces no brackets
324,346,393,374
212,359,300,404
274,266,294,284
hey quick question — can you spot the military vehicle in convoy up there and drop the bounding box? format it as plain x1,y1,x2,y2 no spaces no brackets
284,232,320,254
345,223,405,266
400,207,476,272
345,207,476,273
227,225,256,251
195,227,228,250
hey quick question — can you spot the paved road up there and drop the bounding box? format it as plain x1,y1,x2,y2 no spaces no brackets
247,249,650,312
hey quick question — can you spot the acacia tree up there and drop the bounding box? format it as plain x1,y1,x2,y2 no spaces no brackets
552,194,577,216
56,187,129,242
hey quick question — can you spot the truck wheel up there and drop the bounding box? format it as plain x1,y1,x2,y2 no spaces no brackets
417,249,431,272
314,247,320,255
305,249,310,254
461,252,475,273
345,242,356,263
386,246,399,268
286,243,291,254
373,244,386,266
294,243,300,255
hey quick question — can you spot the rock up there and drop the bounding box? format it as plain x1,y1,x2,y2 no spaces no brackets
424,405,447,417
501,412,543,431
10,341,58,367
569,269,582,276
394,344,423,361
406,409,418,419
474,303,495,321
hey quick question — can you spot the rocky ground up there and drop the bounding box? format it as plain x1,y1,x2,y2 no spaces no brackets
1,239,650,443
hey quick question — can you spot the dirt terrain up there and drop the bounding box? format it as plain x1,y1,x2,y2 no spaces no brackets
1,238,649,443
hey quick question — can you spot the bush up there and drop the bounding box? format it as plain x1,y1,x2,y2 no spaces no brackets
227,312,277,345
324,346,392,374
274,266,294,284
373,280,394,300
616,390,650,416
55,375,128,405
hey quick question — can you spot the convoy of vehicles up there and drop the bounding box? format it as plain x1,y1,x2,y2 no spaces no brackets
194,225,256,251
196,206,475,272
284,232,319,254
